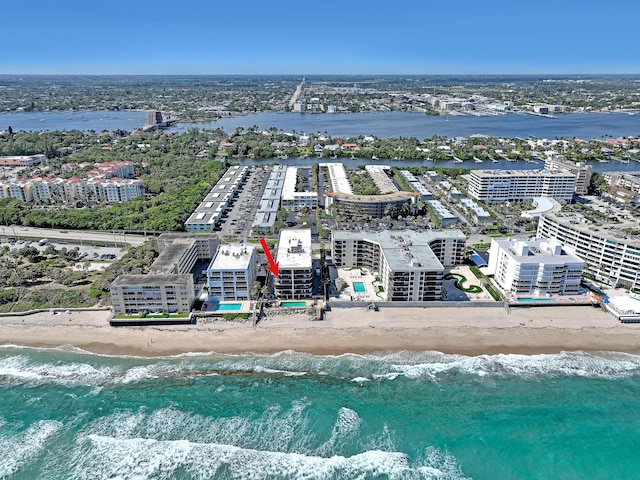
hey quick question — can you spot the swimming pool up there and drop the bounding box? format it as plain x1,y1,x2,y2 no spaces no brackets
281,301,307,307
353,282,366,293
214,303,243,311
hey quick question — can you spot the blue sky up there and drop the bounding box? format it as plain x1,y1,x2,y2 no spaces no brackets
3,0,639,74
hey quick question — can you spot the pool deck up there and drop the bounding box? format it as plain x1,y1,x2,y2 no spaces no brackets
334,268,381,302
503,290,594,306
201,301,253,314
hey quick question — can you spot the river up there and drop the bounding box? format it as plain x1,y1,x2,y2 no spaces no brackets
172,110,640,140
235,156,640,174
2,110,639,141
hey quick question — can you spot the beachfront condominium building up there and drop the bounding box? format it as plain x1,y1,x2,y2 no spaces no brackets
110,274,195,315
487,237,584,296
206,244,257,301
331,230,466,301
274,229,313,299
537,211,640,290
467,169,576,202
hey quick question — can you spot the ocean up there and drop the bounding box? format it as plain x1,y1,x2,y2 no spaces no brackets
1,347,639,479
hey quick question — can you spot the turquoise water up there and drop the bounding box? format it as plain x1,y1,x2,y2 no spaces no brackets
353,282,366,293
2,347,640,479
281,301,307,307
517,297,555,303
214,303,242,311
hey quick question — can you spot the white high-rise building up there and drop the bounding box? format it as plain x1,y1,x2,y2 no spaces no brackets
544,157,592,195
468,169,576,201
274,229,313,299
487,237,584,296
331,230,466,301
207,244,257,301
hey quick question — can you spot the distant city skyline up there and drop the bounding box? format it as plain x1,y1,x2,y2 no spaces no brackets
3,0,639,75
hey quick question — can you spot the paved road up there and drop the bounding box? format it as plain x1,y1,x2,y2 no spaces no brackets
288,79,305,108
1,226,149,246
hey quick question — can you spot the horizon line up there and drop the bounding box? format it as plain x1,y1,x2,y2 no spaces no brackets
1,72,640,77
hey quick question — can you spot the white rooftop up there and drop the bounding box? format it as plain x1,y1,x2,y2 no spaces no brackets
276,229,312,269
320,162,353,194
209,244,255,271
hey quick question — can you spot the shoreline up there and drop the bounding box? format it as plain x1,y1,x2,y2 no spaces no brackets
2,305,640,357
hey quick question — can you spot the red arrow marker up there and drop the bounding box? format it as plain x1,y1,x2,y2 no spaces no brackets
260,237,279,277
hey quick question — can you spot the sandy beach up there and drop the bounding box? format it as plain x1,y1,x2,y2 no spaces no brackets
2,305,640,357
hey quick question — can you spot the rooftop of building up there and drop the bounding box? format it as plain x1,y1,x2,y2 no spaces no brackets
333,230,465,271
157,232,219,241
319,162,353,194
276,229,312,269
541,208,640,248
471,169,576,179
111,274,193,287
327,191,418,202
426,199,457,219
209,244,255,271
150,239,196,274
281,167,317,201
492,237,583,264
521,197,560,219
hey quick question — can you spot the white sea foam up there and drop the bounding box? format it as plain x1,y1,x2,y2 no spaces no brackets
68,434,466,480
317,407,362,456
357,350,640,381
85,400,315,454
0,420,62,478
252,365,307,376
0,355,117,386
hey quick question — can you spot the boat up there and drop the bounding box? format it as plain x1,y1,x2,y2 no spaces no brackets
474,157,484,164
453,156,463,164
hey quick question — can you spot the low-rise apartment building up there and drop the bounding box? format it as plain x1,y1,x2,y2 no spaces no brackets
185,165,248,232
0,154,46,167
325,191,419,218
252,165,287,234
281,167,318,210
110,274,195,315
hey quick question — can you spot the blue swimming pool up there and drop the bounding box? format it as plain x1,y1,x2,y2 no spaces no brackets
214,303,243,311
281,301,307,307
353,282,366,293
517,297,555,303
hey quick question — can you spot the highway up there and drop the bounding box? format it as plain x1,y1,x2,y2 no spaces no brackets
0,226,150,246
288,78,305,108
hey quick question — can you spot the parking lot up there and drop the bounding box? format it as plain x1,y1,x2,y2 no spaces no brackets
218,167,268,240
2,238,125,262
